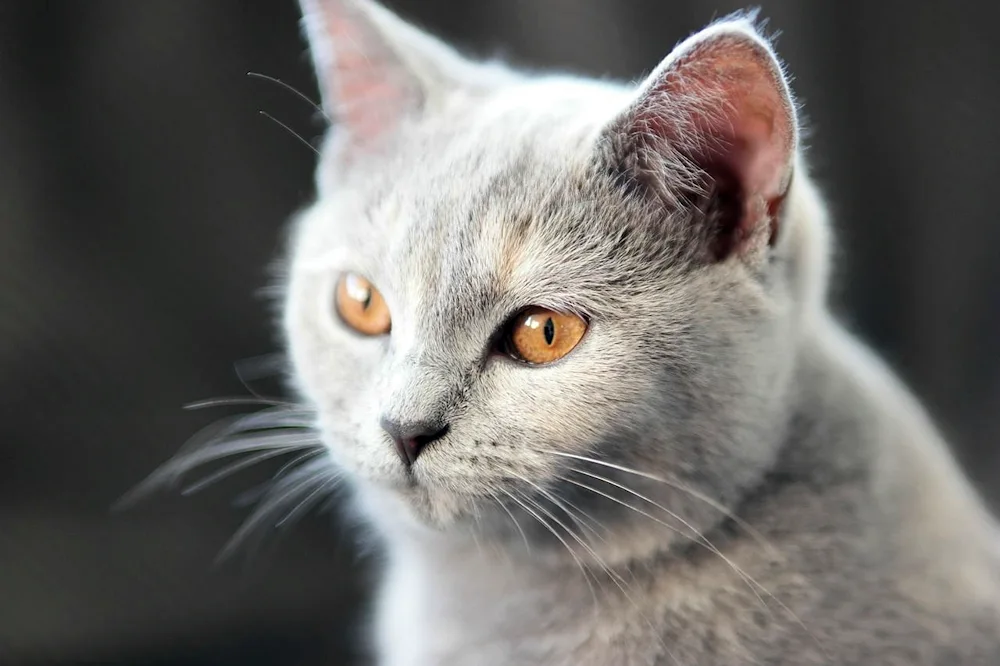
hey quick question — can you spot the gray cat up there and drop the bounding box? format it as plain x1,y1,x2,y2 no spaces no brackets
164,0,1000,663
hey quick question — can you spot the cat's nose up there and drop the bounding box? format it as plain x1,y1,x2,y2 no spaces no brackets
380,417,450,468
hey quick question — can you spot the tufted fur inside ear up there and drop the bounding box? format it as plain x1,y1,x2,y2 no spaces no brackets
605,16,798,261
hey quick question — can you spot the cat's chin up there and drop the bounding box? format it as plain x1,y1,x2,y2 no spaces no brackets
352,474,486,535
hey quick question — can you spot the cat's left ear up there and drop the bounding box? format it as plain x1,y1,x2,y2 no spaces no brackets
299,0,470,156
604,16,798,260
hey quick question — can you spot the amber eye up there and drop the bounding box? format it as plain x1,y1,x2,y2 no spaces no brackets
504,307,588,365
335,273,391,336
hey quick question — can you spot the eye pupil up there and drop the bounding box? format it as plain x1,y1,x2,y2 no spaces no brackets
543,317,555,345
361,292,372,310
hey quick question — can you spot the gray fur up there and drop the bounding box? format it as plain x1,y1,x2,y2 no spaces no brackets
282,1,1000,663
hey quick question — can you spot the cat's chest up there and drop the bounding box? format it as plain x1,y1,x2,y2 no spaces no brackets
366,534,818,666
370,553,683,666
370,568,804,666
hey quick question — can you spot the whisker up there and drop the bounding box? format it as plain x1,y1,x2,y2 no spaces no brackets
558,473,774,644
122,381,339,567
273,448,327,480
117,402,319,510
219,460,334,561
173,405,315,458
516,489,678,664
556,474,686,541
561,470,823,654
540,448,776,555
517,492,609,590
275,476,340,528
501,467,606,543
184,396,290,410
566,466,771,606
258,110,320,155
485,488,530,555
209,408,316,442
567,466,715,546
180,447,307,496
498,487,600,608
172,434,320,467
246,71,329,120
232,353,288,403
469,500,485,558
116,436,315,509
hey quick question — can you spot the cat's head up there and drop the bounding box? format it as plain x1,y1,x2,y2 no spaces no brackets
284,0,829,560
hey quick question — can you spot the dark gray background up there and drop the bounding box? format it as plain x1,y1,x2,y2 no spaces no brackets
1,1,997,664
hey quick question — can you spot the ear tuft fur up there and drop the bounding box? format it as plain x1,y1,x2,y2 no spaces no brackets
604,15,798,260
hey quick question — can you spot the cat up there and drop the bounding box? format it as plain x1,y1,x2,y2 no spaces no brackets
156,0,1000,663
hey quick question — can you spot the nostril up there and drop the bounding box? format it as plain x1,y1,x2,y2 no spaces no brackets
380,418,450,468
413,424,449,448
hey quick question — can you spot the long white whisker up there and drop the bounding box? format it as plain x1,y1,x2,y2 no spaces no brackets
469,499,485,558
211,409,316,439
518,488,679,665
170,408,315,461
184,396,291,410
518,492,603,571
568,467,715,546
273,448,326,480
501,467,606,543
115,436,319,510
540,448,775,555
167,434,319,471
219,463,333,561
172,411,279,457
556,474,687,541
485,488,530,555
558,473,774,640
566,466,771,607
275,476,340,528
562,470,822,654
498,487,599,608
246,71,330,120
180,447,303,495
258,110,320,155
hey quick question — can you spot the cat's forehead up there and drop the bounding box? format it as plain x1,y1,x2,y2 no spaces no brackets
370,132,671,327
373,149,585,313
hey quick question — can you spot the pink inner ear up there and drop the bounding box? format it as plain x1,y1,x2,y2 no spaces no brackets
626,31,796,255
662,36,795,203
322,3,420,148
632,33,795,214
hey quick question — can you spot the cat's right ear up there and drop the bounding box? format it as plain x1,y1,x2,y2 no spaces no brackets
298,0,467,157
602,15,798,261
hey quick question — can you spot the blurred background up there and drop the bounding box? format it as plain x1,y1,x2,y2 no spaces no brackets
1,0,997,664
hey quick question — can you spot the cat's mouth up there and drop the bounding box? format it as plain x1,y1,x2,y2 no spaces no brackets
364,479,475,530
362,463,516,525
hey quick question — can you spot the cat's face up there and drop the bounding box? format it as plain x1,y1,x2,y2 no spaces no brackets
286,0,818,555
